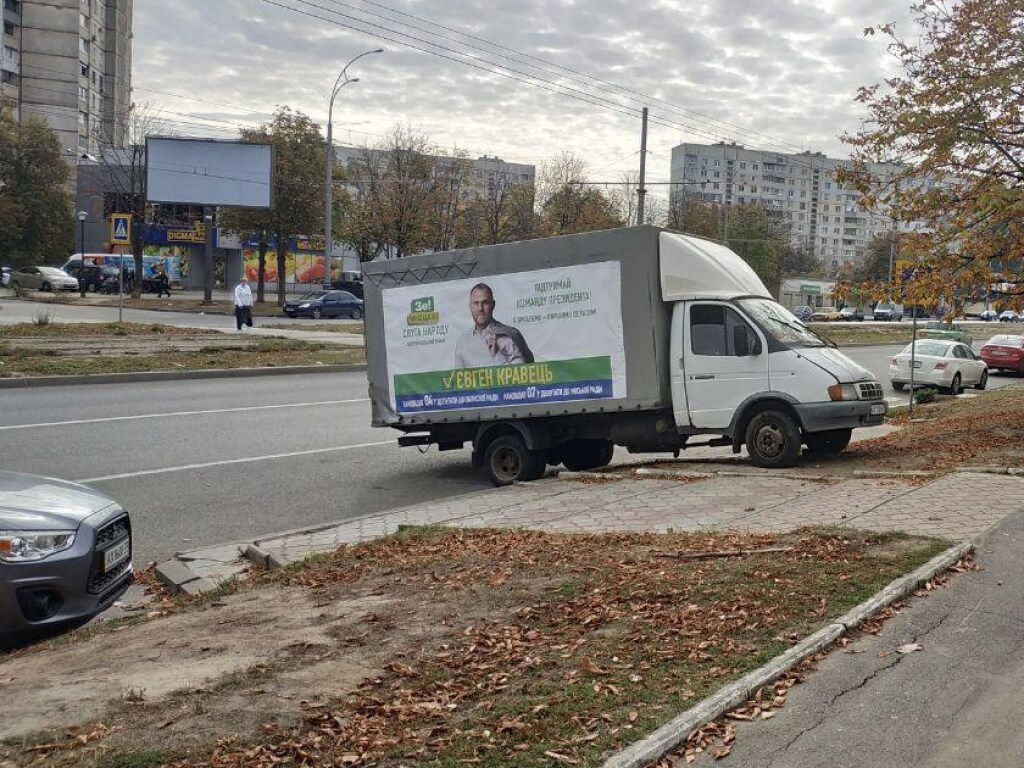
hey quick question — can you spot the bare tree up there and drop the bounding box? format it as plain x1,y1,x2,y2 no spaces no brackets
90,103,170,298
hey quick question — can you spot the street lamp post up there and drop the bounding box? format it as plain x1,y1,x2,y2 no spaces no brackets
77,211,88,297
324,48,383,290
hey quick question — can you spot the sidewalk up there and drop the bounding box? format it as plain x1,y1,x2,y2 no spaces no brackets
167,467,1024,590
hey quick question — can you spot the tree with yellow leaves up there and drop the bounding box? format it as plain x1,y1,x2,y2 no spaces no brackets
841,0,1024,313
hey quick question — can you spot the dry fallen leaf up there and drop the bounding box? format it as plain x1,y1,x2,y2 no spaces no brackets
897,642,924,655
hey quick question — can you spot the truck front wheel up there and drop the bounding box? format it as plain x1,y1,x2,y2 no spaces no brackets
804,428,852,456
745,410,801,468
560,439,615,472
484,435,546,486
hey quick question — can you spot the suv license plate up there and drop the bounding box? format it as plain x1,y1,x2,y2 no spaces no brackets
870,403,886,416
103,538,130,572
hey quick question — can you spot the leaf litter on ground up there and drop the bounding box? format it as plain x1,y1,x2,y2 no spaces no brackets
8,526,953,768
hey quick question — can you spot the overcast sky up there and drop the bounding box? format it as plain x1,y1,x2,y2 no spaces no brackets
133,0,915,188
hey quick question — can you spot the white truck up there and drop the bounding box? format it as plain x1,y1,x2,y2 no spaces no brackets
364,227,885,485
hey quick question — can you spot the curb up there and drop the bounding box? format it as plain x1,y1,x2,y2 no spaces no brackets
0,363,367,388
601,541,972,768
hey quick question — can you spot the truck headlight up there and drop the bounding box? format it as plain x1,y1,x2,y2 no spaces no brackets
0,530,76,562
827,383,859,402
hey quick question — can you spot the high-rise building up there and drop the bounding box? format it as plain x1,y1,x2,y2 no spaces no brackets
2,0,132,173
669,141,908,275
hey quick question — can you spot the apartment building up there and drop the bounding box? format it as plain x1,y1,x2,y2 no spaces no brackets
669,142,903,274
2,0,132,174
334,145,535,199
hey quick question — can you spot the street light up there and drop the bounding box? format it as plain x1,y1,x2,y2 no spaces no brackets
324,47,383,289
77,211,88,297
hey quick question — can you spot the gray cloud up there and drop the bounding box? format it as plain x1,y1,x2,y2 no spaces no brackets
133,0,915,180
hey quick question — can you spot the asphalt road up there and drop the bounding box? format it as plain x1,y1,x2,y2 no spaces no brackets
0,373,490,563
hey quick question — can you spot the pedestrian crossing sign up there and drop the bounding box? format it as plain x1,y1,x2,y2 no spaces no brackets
110,214,131,245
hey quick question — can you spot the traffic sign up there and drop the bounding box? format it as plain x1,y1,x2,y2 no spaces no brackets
110,214,131,245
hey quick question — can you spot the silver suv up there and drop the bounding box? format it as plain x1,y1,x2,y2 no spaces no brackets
0,472,132,648
873,301,904,321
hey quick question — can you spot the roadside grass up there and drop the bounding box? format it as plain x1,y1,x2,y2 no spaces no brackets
809,321,1004,347
832,380,1024,473
0,340,365,377
11,526,943,768
262,321,365,335
0,322,220,338
87,298,289,317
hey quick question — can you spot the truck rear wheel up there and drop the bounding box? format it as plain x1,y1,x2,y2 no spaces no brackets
484,435,546,486
560,439,615,472
804,428,852,456
745,409,801,468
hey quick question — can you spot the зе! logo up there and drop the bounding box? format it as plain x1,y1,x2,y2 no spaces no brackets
407,296,439,325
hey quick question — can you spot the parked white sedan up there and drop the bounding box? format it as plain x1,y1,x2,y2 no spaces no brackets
889,339,988,395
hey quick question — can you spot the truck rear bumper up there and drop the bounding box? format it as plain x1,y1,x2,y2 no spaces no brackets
795,400,887,433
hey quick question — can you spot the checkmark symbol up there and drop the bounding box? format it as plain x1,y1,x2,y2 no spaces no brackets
443,371,455,389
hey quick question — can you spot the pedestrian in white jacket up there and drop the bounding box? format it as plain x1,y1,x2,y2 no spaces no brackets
234,277,254,331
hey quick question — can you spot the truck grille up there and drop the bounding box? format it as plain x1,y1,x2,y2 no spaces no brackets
857,382,884,401
87,515,132,596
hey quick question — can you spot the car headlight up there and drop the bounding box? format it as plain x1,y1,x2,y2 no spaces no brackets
299,303,311,308
0,530,76,562
827,383,859,401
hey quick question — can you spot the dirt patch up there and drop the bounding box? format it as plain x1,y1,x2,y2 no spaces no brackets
0,527,947,768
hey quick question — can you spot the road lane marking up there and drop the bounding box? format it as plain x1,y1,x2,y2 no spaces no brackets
75,440,394,483
0,399,370,431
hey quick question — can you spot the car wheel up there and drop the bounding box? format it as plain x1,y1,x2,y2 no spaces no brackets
87,282,97,293
350,307,363,320
975,369,988,390
484,434,545,486
949,373,963,396
40,281,51,292
892,381,906,392
311,307,323,319
559,439,615,471
804,428,853,456
745,409,801,468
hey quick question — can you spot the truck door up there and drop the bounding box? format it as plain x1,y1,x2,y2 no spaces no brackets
683,302,769,429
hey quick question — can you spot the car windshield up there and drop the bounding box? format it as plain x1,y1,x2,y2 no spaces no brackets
738,298,831,348
299,291,327,301
901,341,951,357
39,267,65,275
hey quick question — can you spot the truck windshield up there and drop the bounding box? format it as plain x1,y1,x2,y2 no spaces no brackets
738,298,832,348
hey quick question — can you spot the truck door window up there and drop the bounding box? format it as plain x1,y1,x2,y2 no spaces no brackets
690,305,752,356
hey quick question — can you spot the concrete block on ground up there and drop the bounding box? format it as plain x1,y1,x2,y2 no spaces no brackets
179,577,218,597
155,559,201,590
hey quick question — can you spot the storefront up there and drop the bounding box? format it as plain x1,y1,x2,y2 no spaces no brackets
780,279,834,310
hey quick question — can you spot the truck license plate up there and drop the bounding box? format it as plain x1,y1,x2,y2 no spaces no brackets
103,538,130,572
870,403,886,416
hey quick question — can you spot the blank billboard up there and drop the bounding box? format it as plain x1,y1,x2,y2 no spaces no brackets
146,137,273,208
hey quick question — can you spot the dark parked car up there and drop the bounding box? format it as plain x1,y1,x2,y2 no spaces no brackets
283,290,364,319
64,263,113,293
791,305,813,322
329,280,364,299
0,471,132,648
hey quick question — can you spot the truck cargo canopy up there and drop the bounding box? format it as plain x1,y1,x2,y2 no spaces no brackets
659,232,771,301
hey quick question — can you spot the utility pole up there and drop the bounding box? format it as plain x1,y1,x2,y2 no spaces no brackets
637,107,648,226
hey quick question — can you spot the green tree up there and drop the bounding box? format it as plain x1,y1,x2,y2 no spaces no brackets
458,181,535,247
0,109,73,265
851,232,897,283
536,152,622,236
220,107,325,304
841,0,1024,306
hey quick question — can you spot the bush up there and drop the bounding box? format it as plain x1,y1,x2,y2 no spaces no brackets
913,387,937,404
32,309,54,327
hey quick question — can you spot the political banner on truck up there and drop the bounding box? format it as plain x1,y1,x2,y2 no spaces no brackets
382,262,626,414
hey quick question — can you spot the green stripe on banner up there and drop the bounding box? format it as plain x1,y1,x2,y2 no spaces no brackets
394,356,612,396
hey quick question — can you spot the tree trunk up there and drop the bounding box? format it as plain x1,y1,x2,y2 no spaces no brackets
257,235,267,304
276,239,287,306
131,223,143,300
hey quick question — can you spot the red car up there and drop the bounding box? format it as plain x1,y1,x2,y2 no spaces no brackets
979,334,1024,373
